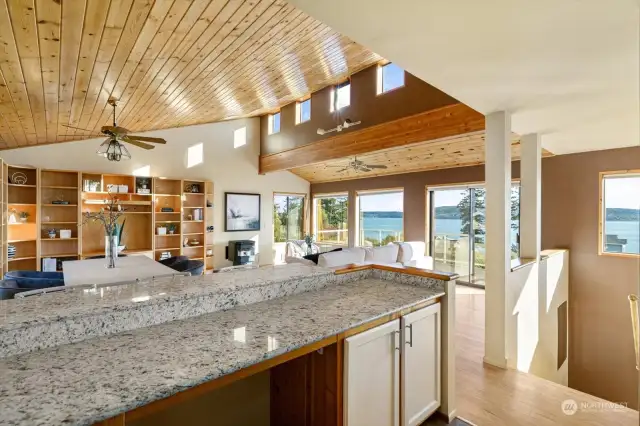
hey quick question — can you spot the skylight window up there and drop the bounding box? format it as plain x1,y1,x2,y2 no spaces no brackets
330,81,350,112
187,143,203,168
296,98,311,124
378,63,405,94
268,112,281,135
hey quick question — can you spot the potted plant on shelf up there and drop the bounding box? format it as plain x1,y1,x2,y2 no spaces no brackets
167,224,177,235
47,229,56,239
19,211,29,223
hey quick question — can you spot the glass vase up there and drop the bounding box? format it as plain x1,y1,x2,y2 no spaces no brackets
105,235,118,268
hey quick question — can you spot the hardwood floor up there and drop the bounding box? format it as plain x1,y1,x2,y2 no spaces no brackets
454,286,639,425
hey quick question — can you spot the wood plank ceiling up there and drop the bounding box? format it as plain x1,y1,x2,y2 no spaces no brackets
0,0,380,149
289,132,554,183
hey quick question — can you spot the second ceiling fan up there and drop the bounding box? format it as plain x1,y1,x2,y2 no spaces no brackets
63,99,167,161
328,157,388,173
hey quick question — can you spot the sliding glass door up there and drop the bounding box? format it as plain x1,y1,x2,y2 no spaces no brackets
429,185,520,286
431,189,471,276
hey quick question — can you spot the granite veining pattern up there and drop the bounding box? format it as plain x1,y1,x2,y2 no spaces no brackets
0,264,335,358
0,278,444,426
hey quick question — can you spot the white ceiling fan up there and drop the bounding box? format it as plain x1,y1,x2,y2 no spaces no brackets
317,118,361,135
326,156,388,173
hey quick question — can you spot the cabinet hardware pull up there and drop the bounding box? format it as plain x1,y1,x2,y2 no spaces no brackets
405,324,413,347
395,330,400,350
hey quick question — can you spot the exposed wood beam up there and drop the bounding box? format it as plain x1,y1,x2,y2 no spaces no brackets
259,103,485,173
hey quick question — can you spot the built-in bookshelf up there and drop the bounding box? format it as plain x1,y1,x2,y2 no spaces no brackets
7,165,38,272
1,165,214,273
181,180,206,263
39,169,80,271
81,173,154,261
1,160,7,275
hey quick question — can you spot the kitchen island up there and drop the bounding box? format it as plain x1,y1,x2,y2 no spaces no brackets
0,264,457,426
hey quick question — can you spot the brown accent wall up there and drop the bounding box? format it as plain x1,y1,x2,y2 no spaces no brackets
311,146,640,408
260,64,458,155
542,147,639,408
311,163,521,242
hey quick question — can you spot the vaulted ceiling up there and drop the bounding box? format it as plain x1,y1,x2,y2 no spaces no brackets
0,0,380,149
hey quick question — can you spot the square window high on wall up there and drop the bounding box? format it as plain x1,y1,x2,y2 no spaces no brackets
296,98,311,124
377,63,405,94
268,112,281,135
330,81,350,112
356,190,404,247
313,193,349,248
600,171,640,256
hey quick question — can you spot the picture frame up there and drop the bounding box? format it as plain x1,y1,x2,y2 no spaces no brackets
225,192,261,232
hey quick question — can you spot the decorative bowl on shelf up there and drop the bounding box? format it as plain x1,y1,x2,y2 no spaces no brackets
189,240,200,246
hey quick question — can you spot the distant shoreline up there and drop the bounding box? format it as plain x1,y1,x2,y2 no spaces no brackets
363,208,640,222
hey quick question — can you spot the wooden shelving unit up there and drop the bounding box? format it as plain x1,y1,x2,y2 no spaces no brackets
1,161,7,275
182,180,206,266
81,173,154,259
1,165,213,274
39,169,80,271
7,166,38,271
153,177,182,262
205,181,214,273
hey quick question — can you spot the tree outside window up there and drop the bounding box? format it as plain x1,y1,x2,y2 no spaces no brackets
274,194,304,243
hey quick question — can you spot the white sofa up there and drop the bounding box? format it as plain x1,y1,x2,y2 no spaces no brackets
287,241,434,270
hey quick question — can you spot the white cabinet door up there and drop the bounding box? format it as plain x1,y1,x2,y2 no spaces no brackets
401,303,441,426
344,319,400,426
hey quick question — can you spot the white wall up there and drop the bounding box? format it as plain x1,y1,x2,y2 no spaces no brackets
506,250,569,385
0,118,309,268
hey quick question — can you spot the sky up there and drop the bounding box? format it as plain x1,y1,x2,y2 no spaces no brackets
360,192,403,211
605,176,640,209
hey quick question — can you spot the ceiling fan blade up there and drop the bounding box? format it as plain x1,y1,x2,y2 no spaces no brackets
365,164,388,169
326,164,351,168
101,125,130,136
336,168,350,173
126,135,167,144
358,167,372,172
120,135,154,150
63,124,98,133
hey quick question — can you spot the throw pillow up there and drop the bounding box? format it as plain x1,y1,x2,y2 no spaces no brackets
303,247,342,264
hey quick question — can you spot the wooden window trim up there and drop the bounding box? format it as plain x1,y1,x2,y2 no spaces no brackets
273,192,308,241
312,192,349,246
598,170,640,258
355,188,405,247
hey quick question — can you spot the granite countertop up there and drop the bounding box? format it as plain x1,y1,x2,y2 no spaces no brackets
0,277,444,426
0,264,333,330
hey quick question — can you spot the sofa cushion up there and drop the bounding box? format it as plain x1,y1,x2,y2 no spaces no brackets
364,244,400,264
318,247,365,268
303,248,342,265
396,241,426,263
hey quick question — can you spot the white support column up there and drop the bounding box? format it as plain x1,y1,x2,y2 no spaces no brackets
484,111,512,368
519,133,542,259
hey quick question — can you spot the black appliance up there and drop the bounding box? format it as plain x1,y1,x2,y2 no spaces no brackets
226,240,255,266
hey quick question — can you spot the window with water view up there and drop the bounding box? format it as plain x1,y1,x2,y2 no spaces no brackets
358,190,404,246
429,185,520,287
313,194,348,247
273,194,304,243
601,173,640,255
